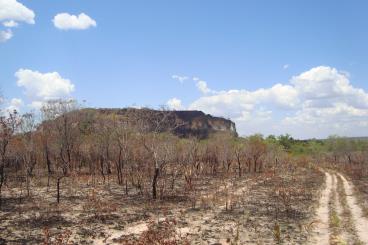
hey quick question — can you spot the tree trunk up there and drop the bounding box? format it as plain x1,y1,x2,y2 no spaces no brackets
57,178,61,203
125,179,128,195
259,161,263,173
46,149,52,191
99,156,105,183
116,150,124,185
254,157,257,173
237,156,241,177
46,146,52,174
26,175,30,197
116,164,122,185
152,167,160,199
348,155,352,164
47,174,50,191
0,165,4,208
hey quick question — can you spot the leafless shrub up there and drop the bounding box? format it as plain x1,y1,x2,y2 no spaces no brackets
121,218,190,245
82,189,117,219
43,227,72,245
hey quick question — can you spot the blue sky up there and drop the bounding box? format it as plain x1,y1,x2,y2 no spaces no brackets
1,0,368,138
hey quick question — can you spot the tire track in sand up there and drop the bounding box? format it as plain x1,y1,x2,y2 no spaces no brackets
338,173,368,244
309,171,332,245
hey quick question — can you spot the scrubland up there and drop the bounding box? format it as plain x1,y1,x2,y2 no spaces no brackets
0,100,367,244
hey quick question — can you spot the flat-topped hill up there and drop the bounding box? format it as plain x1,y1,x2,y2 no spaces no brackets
82,108,237,138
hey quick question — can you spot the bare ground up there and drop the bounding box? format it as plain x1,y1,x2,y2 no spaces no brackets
0,165,325,244
309,170,368,245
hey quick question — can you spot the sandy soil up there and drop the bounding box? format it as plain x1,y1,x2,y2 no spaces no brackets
309,170,368,245
0,166,324,244
338,173,368,244
93,177,253,245
308,171,332,245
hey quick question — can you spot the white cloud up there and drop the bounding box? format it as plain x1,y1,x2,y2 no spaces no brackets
5,97,23,112
190,83,299,119
0,0,35,24
280,66,368,137
28,101,43,110
1,98,23,114
193,77,218,94
15,69,75,108
291,66,367,107
196,80,214,94
283,64,289,69
172,75,188,84
0,29,12,42
167,97,183,110
0,0,35,43
189,66,368,138
3,20,18,27
53,13,97,30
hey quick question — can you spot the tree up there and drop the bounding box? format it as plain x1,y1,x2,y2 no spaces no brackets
41,100,79,203
277,134,294,151
111,115,133,190
212,132,233,173
246,134,267,172
265,138,285,173
19,112,38,196
143,132,176,199
233,138,246,177
93,115,114,184
0,110,20,207
176,138,199,193
134,108,182,199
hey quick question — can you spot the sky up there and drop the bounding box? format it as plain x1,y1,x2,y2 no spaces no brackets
1,0,368,139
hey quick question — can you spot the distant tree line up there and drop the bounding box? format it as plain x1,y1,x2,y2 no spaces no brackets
0,99,367,206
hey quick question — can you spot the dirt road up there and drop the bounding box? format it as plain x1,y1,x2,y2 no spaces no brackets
310,171,368,245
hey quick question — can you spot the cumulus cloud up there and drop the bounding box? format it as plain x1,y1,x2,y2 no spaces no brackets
0,29,12,42
283,64,289,69
15,69,75,108
0,0,35,43
193,77,217,94
190,83,299,120
167,97,183,110
3,20,18,27
0,0,35,24
189,66,368,138
290,66,368,107
5,98,23,112
1,98,23,115
172,75,188,84
196,80,212,94
53,13,97,30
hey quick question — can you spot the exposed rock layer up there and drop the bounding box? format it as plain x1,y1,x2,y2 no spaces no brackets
87,108,237,139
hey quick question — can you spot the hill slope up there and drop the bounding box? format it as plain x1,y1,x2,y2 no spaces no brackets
82,108,237,139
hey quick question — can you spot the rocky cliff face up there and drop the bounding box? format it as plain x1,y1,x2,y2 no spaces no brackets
171,110,237,138
88,108,237,139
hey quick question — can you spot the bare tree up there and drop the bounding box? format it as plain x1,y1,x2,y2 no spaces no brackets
143,133,176,199
133,108,183,199
0,110,20,207
213,133,233,173
41,100,79,203
93,115,113,184
111,116,133,191
233,138,246,177
246,134,267,173
19,112,38,196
